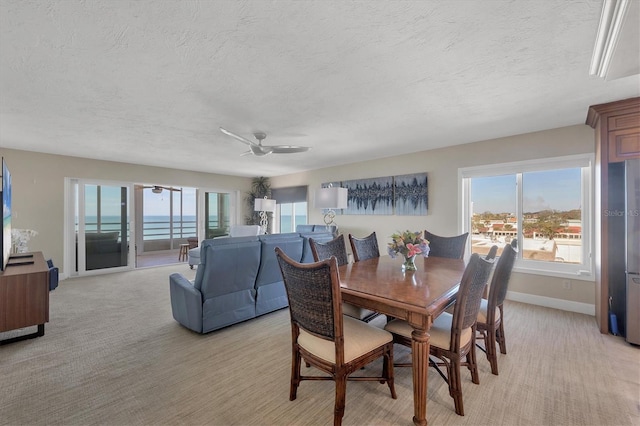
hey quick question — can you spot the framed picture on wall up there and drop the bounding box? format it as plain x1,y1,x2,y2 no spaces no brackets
394,173,428,215
342,177,393,215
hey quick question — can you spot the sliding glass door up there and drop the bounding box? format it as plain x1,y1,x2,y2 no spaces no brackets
198,189,238,241
204,191,230,238
138,186,196,253
69,179,133,275
65,181,238,274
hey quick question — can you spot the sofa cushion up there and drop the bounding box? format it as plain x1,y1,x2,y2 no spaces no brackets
313,224,337,235
295,224,315,233
202,289,257,333
229,225,262,237
295,224,338,235
194,236,261,298
255,282,289,316
255,233,303,288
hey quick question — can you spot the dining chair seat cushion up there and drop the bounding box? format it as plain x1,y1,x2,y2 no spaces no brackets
385,313,473,350
298,315,393,364
342,303,376,321
477,298,501,324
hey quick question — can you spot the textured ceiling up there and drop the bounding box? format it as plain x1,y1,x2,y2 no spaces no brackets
1,0,639,177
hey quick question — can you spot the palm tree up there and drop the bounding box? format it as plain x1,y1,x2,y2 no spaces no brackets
245,177,272,226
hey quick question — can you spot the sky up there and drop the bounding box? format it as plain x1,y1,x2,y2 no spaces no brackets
471,168,582,214
143,187,196,216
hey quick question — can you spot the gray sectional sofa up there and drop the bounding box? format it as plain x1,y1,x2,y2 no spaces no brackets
169,228,335,334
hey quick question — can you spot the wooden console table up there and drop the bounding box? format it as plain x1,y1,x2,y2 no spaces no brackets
0,251,50,345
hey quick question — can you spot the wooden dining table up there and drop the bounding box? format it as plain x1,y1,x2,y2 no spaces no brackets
339,255,466,426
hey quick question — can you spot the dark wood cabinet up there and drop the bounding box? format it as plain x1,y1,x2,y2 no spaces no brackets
587,97,640,334
0,251,49,344
608,128,640,162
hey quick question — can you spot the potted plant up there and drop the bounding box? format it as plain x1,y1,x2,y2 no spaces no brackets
245,177,272,227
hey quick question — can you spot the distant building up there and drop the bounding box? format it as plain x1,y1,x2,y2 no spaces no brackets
471,214,581,263
472,237,557,261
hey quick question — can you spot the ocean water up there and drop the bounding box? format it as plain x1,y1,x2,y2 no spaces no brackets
82,214,308,239
83,215,198,240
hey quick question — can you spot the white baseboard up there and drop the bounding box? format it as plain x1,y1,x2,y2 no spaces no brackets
506,291,595,316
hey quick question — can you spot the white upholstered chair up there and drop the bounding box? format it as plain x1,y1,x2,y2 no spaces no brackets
229,225,262,237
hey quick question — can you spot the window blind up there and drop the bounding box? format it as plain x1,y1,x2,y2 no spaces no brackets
271,186,307,204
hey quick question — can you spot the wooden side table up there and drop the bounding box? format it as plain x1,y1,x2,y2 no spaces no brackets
178,244,189,262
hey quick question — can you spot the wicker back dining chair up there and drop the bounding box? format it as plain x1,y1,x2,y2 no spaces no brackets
384,253,494,416
348,232,380,262
484,245,499,260
309,234,349,267
480,245,499,299
275,247,396,426
476,242,518,375
424,230,469,259
310,235,379,322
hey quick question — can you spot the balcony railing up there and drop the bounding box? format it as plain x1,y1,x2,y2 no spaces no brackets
143,219,197,240
81,219,197,241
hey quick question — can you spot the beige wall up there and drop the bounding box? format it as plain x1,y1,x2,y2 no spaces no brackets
1,123,597,312
271,124,596,311
0,148,252,274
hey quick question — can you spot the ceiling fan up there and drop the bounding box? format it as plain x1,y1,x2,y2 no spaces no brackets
142,185,181,194
220,127,310,156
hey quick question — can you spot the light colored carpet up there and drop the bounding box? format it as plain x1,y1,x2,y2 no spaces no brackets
1,264,638,426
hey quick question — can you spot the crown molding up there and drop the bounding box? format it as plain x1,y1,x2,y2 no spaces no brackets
589,0,631,78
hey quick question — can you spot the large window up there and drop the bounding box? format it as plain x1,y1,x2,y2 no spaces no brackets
271,186,308,233
278,201,308,233
460,154,593,279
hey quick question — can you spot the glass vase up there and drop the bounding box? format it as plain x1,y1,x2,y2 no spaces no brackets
402,254,417,272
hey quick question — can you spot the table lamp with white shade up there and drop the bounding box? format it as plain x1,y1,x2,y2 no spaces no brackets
254,196,276,234
314,185,348,228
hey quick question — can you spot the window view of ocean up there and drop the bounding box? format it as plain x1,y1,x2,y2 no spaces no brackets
82,215,198,240
280,215,307,233
82,214,309,240
143,215,197,240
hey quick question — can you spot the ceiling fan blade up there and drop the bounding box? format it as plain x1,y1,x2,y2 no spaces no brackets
239,146,272,157
220,127,256,146
270,145,311,154
221,127,308,155
251,145,273,156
